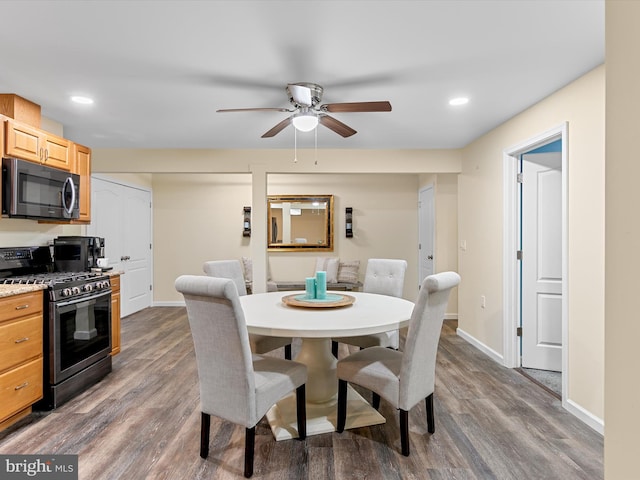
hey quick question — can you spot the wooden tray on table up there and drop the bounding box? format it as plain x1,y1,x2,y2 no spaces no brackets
281,293,355,309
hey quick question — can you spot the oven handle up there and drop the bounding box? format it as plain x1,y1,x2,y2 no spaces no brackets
56,288,112,308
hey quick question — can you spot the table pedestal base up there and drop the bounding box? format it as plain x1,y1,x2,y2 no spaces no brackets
265,385,385,441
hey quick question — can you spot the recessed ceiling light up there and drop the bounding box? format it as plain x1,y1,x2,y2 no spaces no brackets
449,97,469,106
71,96,94,105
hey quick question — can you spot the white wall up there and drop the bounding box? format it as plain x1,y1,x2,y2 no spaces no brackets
458,65,605,421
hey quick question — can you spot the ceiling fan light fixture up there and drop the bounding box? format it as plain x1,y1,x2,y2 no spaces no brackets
292,112,318,132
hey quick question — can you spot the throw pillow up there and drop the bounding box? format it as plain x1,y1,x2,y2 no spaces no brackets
315,257,340,283
337,260,360,284
241,257,252,282
241,257,273,281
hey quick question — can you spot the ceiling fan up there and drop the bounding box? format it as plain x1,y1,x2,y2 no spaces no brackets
216,82,392,138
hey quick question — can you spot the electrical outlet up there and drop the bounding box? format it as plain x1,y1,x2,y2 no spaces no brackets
480,295,486,309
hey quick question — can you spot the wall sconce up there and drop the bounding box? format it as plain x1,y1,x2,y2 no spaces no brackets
345,207,353,238
243,207,251,237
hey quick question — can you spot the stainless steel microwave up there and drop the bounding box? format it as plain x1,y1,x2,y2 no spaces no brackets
2,157,80,220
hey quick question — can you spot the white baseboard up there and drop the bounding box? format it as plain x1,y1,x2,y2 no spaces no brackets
456,327,504,364
444,313,458,320
564,398,604,435
456,327,604,435
153,301,185,307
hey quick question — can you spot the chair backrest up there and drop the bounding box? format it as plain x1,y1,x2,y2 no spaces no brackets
363,258,408,298
399,271,461,411
203,259,247,296
175,275,258,427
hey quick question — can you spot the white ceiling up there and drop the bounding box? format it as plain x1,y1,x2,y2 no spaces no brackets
0,1,604,150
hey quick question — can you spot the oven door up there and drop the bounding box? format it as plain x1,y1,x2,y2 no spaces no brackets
50,288,112,384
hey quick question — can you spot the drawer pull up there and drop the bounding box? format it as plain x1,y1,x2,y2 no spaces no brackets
14,382,29,390
14,304,30,310
14,337,30,344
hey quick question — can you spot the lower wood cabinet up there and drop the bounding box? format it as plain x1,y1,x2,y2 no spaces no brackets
0,290,44,430
111,275,121,356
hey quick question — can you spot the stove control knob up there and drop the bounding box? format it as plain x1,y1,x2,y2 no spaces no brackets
62,288,72,297
72,286,81,295
83,284,93,292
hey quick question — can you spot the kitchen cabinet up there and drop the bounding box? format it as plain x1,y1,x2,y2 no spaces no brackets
111,274,121,356
72,143,92,223
0,290,43,431
4,119,71,171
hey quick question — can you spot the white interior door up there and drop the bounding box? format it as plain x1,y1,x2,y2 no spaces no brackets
88,177,152,318
521,152,562,371
418,186,435,287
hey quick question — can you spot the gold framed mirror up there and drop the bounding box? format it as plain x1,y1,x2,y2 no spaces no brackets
267,195,334,251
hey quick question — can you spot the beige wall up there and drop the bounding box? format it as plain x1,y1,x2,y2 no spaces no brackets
458,65,605,420
604,2,640,478
152,172,427,304
90,68,607,430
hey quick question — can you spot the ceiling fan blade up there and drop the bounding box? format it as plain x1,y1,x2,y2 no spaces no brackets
217,107,291,113
321,101,392,113
318,114,357,138
262,116,293,138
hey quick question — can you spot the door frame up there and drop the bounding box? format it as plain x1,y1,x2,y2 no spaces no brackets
502,123,568,401
418,184,435,289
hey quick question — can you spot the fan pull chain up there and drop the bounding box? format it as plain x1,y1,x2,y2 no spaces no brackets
314,126,318,165
293,126,298,163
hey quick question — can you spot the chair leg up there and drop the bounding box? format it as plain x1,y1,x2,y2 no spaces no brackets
244,426,255,478
399,409,410,456
336,379,348,432
200,412,210,458
425,393,435,434
285,344,292,360
296,384,307,440
372,392,381,410
331,341,338,358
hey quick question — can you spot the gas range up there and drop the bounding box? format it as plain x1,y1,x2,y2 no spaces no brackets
0,246,110,301
0,271,111,301
0,245,113,409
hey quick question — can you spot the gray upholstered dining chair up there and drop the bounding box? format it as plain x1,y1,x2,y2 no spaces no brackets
332,258,408,357
203,260,293,360
175,275,307,478
336,271,460,456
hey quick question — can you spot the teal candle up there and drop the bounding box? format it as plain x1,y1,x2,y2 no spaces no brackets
305,277,316,299
316,271,327,299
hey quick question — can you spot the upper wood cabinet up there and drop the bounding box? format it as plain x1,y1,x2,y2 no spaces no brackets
4,119,71,171
72,143,92,223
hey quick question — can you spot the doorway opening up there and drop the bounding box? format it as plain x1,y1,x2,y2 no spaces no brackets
502,123,568,403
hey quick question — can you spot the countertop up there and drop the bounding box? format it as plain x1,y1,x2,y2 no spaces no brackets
0,284,48,298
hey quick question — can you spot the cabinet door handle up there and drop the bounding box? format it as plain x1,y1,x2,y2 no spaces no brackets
15,304,29,310
14,337,30,344
39,147,44,162
14,382,29,390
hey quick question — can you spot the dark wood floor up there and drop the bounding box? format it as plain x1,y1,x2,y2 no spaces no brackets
0,307,603,479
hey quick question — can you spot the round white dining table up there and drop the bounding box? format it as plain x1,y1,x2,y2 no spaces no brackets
239,290,414,440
